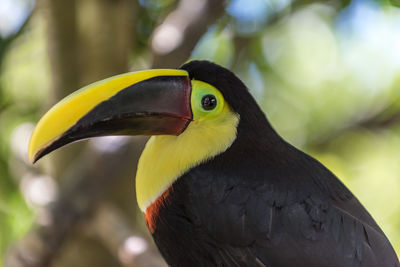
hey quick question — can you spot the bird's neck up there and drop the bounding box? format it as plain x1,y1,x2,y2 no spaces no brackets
135,111,240,212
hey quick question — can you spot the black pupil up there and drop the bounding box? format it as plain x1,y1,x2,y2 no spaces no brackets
201,95,217,110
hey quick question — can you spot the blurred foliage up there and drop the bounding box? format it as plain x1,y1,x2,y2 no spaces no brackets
1,0,400,264
0,0,37,259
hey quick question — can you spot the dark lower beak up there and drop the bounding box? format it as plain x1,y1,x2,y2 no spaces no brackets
29,70,192,163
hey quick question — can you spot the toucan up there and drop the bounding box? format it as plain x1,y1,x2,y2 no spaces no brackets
28,61,399,267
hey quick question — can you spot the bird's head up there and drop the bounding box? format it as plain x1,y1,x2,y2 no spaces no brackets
28,60,270,211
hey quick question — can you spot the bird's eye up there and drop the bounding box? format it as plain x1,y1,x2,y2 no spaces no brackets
201,95,217,110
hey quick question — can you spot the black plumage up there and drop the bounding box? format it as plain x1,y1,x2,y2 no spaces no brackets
149,61,399,267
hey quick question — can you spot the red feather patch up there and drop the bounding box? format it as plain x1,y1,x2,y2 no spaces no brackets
144,186,173,233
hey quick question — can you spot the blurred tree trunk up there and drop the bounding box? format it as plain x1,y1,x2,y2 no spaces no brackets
42,0,82,176
44,0,80,99
42,0,140,266
43,0,137,175
78,0,135,84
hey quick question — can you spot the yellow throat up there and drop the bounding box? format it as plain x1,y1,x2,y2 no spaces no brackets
135,80,240,212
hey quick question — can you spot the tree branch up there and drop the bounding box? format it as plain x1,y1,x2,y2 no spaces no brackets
151,0,225,68
309,105,400,150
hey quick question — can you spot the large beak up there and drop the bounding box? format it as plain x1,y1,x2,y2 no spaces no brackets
28,69,192,163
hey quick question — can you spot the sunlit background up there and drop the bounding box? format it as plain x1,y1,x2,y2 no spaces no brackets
0,0,399,266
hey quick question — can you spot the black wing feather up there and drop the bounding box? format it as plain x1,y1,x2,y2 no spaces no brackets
184,157,399,267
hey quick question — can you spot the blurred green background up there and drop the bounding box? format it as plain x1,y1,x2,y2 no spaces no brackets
1,0,399,266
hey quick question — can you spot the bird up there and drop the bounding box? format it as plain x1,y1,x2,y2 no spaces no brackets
28,60,399,267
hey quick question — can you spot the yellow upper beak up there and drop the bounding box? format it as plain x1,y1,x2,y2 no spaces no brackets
28,69,191,163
